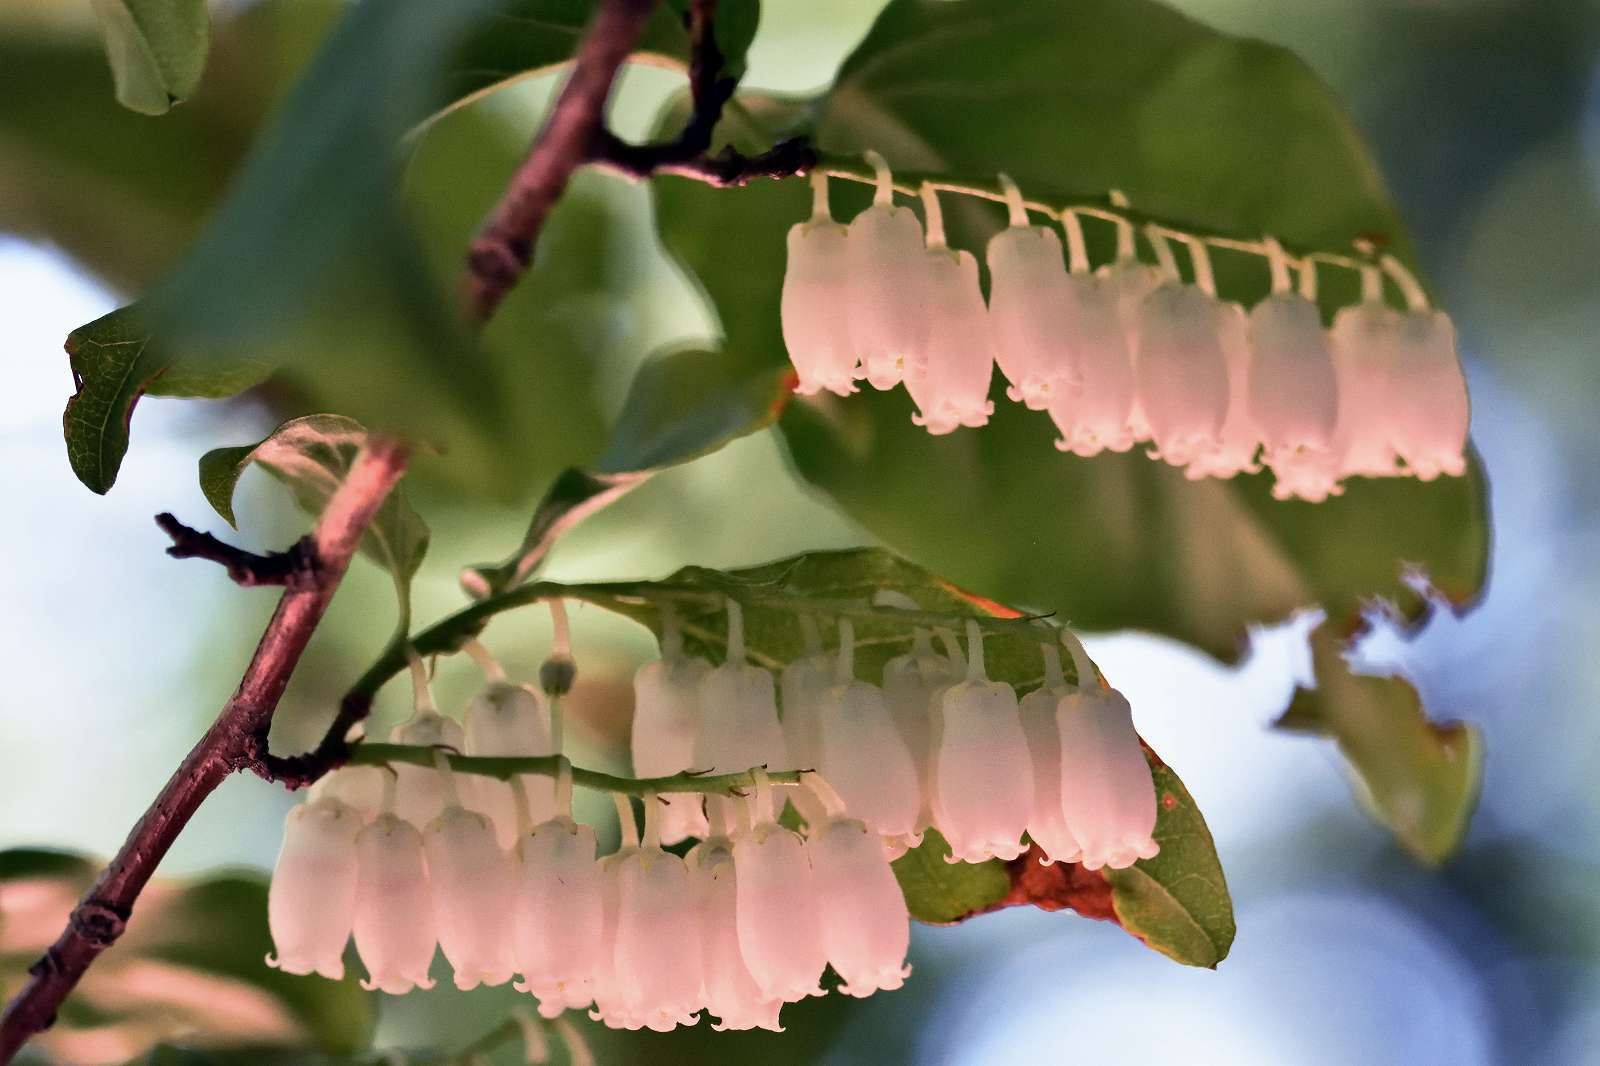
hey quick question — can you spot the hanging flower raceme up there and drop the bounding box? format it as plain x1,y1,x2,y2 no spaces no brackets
1131,230,1231,468
614,796,705,1032
420,754,517,991
1016,645,1082,866
1048,208,1141,457
986,175,1077,410
781,169,859,397
732,773,827,1002
387,655,467,829
902,183,995,434
881,626,961,834
932,620,1034,863
1055,635,1160,871
462,643,556,848
631,608,711,845
351,777,437,995
266,796,361,980
692,836,783,1033
847,151,931,390
815,619,922,847
512,806,604,1018
804,782,912,997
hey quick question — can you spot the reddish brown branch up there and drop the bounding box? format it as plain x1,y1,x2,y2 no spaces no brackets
155,513,320,589
0,439,410,1065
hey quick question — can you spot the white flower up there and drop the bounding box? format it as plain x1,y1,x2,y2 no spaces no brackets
782,170,858,397
692,839,784,1032
732,820,827,1001
1184,301,1261,480
986,180,1074,409
632,644,711,846
932,621,1033,863
816,619,922,843
807,817,911,997
308,766,387,822
1387,308,1469,481
266,797,360,980
512,815,603,1017
351,811,437,994
1017,646,1082,866
694,601,790,777
422,803,516,990
388,710,466,828
1132,280,1231,467
615,845,704,1031
904,184,994,434
464,682,555,848
881,630,960,833
1056,636,1160,871
846,152,931,390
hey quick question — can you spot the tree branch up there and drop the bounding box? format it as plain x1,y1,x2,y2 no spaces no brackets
0,439,410,1065
155,513,320,589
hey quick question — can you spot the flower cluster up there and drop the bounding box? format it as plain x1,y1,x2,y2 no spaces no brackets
265,600,1159,1034
781,153,1471,502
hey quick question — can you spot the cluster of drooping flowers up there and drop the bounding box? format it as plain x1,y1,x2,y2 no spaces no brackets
780,152,1471,502
265,596,1160,1033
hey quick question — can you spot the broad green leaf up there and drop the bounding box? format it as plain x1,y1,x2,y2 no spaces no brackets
62,305,275,494
463,347,797,596
0,850,373,1060
404,546,1234,966
649,0,1489,858
89,0,209,115
1275,625,1482,864
199,415,430,626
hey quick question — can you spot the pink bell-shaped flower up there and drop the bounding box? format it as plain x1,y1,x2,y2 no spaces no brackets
1017,645,1082,865
1327,268,1403,478
807,814,911,997
421,763,516,990
266,796,360,980
694,600,790,777
732,776,826,1001
692,838,784,1032
782,170,858,397
816,619,922,843
615,836,704,1031
463,674,555,849
308,765,386,822
1184,300,1260,480
1381,259,1469,480
388,657,466,828
932,621,1033,863
1248,252,1341,500
779,618,831,774
846,151,931,390
1131,231,1230,466
881,628,960,833
986,176,1076,409
589,837,642,1030
1056,635,1160,871
904,184,994,434
513,814,603,1017
632,612,711,845
352,806,437,994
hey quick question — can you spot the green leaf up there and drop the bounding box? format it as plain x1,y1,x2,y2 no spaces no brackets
199,415,430,625
404,546,1233,966
890,829,1010,925
462,347,795,596
1275,624,1482,864
0,850,373,1059
62,305,275,494
649,0,1490,858
90,0,209,115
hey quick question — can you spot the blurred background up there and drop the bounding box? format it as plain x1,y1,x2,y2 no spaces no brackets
3,0,1599,1062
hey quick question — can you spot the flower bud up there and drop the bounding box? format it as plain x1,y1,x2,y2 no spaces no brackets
464,682,554,848
987,222,1074,409
692,840,784,1032
1133,282,1231,466
512,816,603,1017
733,822,826,1001
388,711,466,828
807,817,911,997
422,805,516,990
266,797,360,980
615,846,704,1031
1056,686,1159,871
905,246,995,434
352,812,437,994
632,654,711,845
